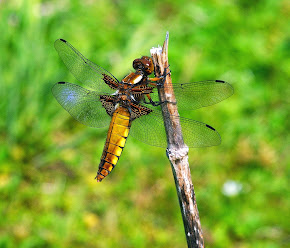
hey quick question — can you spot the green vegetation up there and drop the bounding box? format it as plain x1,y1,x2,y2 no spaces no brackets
0,0,288,247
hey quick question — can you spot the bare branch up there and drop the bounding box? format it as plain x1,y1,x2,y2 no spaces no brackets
150,32,205,248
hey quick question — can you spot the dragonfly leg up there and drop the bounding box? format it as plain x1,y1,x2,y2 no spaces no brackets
147,77,163,87
154,64,171,87
147,65,170,86
163,64,171,77
142,93,171,106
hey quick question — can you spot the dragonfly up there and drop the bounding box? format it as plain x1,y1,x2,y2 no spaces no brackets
52,39,234,182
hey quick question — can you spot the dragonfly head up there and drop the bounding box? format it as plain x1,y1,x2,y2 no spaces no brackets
133,56,154,75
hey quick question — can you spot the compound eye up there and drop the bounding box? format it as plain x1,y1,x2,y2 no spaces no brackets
133,59,141,69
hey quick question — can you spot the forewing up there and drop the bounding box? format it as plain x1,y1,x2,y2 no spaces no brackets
54,39,119,93
130,110,221,148
148,80,234,111
52,82,111,128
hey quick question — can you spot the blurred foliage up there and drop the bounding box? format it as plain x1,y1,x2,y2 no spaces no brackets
0,0,289,247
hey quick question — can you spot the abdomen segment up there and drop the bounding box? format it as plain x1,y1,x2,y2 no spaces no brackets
96,106,131,182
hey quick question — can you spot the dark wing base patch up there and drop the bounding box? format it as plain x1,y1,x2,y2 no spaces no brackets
130,103,153,120
99,94,152,121
102,73,119,89
100,95,116,116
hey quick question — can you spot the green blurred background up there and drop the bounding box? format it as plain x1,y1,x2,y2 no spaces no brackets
0,0,289,247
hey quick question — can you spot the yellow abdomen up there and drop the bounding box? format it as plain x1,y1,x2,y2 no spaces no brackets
96,106,131,182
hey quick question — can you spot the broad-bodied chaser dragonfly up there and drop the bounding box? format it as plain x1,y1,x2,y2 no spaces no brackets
52,39,233,182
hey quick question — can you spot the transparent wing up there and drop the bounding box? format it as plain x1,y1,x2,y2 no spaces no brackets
130,109,221,148
149,80,234,111
54,39,118,93
52,82,111,128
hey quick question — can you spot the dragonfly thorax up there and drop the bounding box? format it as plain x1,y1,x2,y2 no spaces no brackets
113,85,136,106
122,72,145,86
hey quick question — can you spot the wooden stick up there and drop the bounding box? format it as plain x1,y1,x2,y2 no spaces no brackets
150,32,205,248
